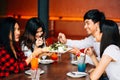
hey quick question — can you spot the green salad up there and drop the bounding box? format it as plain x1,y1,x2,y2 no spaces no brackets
49,42,67,52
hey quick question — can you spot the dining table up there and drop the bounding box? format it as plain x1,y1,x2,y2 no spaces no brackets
2,52,94,80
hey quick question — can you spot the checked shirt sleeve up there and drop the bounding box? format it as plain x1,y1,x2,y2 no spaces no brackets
0,48,28,78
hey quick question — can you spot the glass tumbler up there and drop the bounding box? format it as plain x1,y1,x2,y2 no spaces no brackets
77,53,86,72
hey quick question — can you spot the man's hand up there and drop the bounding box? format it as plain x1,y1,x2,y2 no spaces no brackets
58,33,67,44
68,47,80,55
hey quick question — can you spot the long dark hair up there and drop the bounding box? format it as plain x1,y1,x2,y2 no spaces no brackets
20,17,45,51
0,17,19,59
100,20,120,57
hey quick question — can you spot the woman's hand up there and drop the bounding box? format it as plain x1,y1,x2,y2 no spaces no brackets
84,47,99,66
58,33,67,44
84,47,94,57
26,47,48,65
33,48,43,57
35,37,44,47
33,47,49,57
42,47,49,52
39,52,53,58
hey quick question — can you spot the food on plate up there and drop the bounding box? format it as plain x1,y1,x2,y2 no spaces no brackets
49,42,67,52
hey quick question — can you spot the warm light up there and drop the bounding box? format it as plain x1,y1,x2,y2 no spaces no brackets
49,17,83,21
107,18,120,22
21,16,37,19
0,15,120,22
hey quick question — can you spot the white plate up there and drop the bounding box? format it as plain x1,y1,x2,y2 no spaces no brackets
39,59,54,64
25,69,44,75
71,61,78,65
49,47,72,53
66,71,88,78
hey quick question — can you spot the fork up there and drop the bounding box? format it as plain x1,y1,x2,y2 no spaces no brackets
70,72,76,75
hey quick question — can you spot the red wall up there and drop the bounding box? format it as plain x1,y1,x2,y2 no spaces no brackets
2,0,120,39
53,20,87,39
49,0,120,19
4,0,120,19
6,0,37,16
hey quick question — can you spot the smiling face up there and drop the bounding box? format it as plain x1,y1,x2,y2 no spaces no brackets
35,27,43,39
84,19,99,36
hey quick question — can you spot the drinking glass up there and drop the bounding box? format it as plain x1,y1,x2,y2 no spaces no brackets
31,58,38,70
31,58,40,80
70,53,76,61
78,63,86,72
57,52,62,62
77,53,86,72
31,69,40,80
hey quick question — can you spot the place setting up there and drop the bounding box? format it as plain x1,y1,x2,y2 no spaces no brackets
66,71,88,78
39,55,54,64
25,58,45,80
67,53,88,78
66,65,88,78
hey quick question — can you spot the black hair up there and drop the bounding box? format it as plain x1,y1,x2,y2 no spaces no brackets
100,20,120,57
20,17,46,51
0,17,19,59
84,9,106,23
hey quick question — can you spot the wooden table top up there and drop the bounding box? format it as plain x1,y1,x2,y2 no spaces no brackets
2,53,94,80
